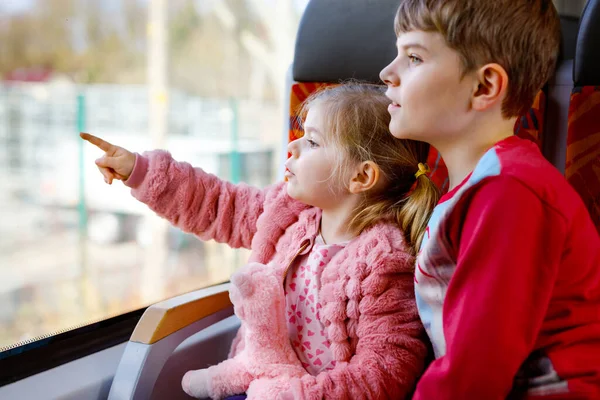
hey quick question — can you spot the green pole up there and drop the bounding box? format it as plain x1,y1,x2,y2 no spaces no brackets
77,92,87,265
229,98,240,183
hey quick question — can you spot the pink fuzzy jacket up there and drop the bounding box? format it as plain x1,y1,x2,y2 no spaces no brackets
125,150,429,399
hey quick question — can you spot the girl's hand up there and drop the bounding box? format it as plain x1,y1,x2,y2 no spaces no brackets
80,132,136,184
247,378,295,400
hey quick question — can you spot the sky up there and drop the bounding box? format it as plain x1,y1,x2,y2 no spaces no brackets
0,0,36,16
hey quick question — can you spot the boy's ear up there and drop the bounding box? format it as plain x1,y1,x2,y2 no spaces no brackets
471,63,509,113
348,161,380,194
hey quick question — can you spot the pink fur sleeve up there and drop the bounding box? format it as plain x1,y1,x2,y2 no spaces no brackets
124,151,272,249
248,244,429,399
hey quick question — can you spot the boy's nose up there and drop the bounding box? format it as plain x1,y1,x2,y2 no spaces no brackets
380,62,399,86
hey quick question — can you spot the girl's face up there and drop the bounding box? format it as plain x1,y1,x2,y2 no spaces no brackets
285,104,352,208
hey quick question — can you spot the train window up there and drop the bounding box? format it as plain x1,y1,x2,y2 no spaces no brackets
1,0,584,363
0,0,307,352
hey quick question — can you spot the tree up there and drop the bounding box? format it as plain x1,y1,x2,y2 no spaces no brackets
0,0,305,100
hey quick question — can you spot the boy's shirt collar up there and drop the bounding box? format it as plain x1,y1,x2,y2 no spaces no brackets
438,135,520,204
439,172,472,204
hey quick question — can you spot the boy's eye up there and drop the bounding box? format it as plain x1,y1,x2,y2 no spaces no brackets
408,54,423,65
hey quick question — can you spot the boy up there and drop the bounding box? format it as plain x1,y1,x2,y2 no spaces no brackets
380,0,600,398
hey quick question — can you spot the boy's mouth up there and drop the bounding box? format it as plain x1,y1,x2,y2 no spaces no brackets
385,91,401,111
388,102,401,112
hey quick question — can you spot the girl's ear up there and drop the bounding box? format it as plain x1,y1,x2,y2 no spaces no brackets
348,161,380,194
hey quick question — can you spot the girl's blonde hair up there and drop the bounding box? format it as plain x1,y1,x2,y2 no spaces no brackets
298,83,440,254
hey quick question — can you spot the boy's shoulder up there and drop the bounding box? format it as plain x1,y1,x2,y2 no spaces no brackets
464,135,586,224
427,134,598,269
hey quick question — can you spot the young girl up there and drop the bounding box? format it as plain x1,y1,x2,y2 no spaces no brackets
81,83,440,399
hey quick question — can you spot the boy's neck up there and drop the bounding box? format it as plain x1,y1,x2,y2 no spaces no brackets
436,118,516,190
320,197,359,245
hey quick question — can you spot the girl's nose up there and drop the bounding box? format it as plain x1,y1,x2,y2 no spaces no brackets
287,138,301,157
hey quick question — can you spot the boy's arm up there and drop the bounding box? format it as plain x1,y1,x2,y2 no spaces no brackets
413,176,567,399
125,151,276,249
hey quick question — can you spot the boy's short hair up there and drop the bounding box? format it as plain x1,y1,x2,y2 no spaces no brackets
395,0,561,118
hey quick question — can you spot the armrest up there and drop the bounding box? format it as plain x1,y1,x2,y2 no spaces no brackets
131,282,233,344
109,283,236,400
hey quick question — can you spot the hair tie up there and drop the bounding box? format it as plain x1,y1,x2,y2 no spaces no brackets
415,163,430,179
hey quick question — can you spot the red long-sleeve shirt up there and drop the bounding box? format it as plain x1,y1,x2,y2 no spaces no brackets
413,136,600,399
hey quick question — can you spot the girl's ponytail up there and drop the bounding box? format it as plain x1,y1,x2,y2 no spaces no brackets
397,170,440,254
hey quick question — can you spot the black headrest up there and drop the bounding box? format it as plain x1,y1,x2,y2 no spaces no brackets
292,0,399,83
560,16,579,60
574,0,600,86
292,0,580,83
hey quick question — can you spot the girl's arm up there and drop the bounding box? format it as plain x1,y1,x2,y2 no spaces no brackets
125,150,277,249
247,232,429,399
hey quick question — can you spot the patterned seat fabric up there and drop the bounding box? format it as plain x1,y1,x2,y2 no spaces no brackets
514,91,547,149
566,86,600,233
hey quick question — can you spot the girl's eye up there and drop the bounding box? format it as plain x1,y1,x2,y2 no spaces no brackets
408,54,423,65
307,139,319,148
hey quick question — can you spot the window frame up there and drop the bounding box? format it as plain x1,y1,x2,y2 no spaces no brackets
0,307,145,386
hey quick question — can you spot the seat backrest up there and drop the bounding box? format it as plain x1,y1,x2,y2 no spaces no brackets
539,15,580,172
288,0,570,195
566,0,600,232
514,15,580,170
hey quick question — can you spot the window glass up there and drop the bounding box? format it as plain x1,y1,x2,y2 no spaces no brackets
0,0,308,350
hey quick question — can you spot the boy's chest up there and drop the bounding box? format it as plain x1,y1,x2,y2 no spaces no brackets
414,201,459,358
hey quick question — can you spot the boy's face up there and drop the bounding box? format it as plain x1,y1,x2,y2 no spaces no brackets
380,30,477,145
